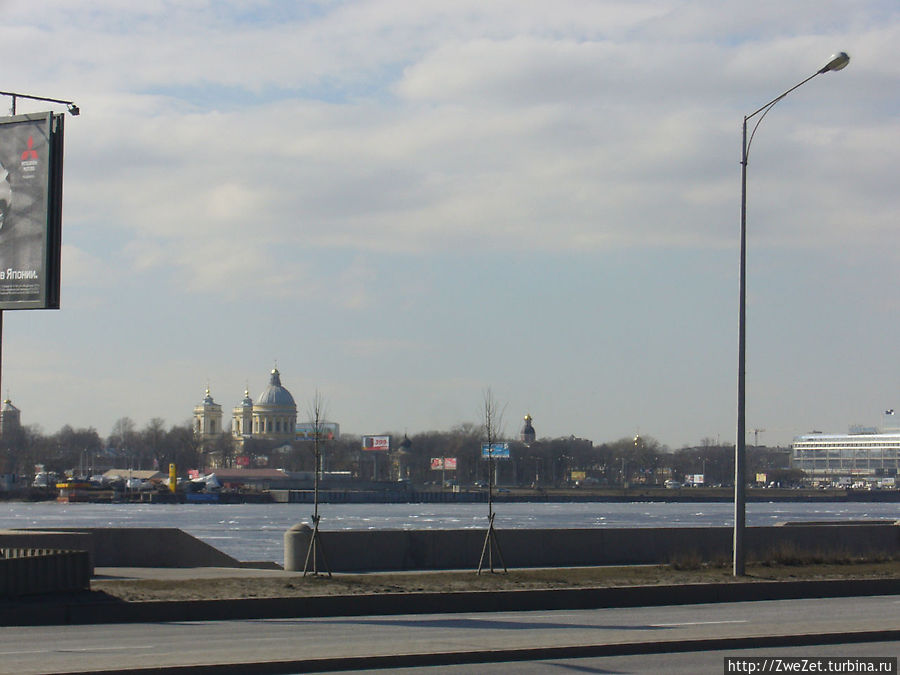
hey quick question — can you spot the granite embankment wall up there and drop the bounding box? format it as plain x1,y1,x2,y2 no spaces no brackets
0,528,253,597
0,528,262,568
0,548,91,598
285,521,900,572
2,522,897,575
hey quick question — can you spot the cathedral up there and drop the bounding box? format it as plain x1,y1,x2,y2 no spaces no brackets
193,368,298,465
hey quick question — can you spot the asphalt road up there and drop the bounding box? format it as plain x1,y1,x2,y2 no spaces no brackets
1,595,898,674
338,642,900,675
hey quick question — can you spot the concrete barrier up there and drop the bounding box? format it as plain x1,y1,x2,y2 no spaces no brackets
284,522,900,572
2,528,271,568
0,529,94,562
0,548,92,598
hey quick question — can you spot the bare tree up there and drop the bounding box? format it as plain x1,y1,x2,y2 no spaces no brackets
478,387,507,574
304,390,331,577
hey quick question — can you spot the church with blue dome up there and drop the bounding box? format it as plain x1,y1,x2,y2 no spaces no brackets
193,368,298,463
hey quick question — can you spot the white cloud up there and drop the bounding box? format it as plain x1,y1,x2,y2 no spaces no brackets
2,1,897,446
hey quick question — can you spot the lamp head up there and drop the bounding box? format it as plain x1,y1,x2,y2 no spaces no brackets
67,103,80,116
820,52,850,73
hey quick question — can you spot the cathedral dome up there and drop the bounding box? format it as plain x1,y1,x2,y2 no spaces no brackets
256,368,296,407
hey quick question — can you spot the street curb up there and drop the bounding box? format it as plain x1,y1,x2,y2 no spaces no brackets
46,629,900,675
1,577,898,626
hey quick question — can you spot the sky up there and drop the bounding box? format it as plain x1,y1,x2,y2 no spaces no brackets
0,0,897,449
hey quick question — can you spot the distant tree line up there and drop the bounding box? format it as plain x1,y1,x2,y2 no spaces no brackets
0,416,200,478
1,417,797,486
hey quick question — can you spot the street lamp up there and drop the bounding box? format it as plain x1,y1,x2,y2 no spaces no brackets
734,52,849,577
0,90,80,116
0,89,80,428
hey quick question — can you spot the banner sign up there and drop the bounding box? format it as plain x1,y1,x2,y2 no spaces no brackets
362,435,390,451
0,112,64,310
296,422,340,441
431,457,458,470
481,442,510,459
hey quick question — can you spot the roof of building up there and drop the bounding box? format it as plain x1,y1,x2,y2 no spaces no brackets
256,368,296,408
207,469,290,481
196,388,221,409
103,469,166,480
793,431,900,444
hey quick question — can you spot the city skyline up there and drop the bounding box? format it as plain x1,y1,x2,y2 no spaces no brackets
1,1,898,449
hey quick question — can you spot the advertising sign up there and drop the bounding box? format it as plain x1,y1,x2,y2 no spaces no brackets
0,112,64,310
481,442,510,459
235,455,251,467
296,422,340,441
362,435,390,451
430,457,458,471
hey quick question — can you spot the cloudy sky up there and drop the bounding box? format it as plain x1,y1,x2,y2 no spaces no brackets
1,0,897,448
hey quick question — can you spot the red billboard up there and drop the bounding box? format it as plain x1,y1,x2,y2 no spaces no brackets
0,112,64,310
362,435,390,451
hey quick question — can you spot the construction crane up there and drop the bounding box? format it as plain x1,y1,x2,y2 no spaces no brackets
751,428,766,447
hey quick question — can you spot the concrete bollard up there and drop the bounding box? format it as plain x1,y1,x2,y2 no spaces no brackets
283,523,312,572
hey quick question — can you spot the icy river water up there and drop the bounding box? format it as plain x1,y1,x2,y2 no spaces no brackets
1,500,897,565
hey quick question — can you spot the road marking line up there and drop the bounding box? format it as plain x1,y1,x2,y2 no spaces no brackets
651,620,748,627
55,645,156,653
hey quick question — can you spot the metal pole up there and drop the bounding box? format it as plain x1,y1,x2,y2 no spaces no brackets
734,116,748,576
732,53,848,577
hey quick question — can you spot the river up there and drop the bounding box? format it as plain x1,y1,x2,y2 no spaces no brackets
1,500,897,564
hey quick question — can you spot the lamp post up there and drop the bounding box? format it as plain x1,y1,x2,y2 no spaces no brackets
1,90,79,116
0,89,80,422
734,52,849,577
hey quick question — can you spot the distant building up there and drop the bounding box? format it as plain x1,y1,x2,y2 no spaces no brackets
192,368,299,468
791,429,900,481
520,414,536,445
0,397,21,437
193,388,223,437
231,368,297,447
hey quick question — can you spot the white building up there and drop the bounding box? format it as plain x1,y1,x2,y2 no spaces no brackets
791,430,900,481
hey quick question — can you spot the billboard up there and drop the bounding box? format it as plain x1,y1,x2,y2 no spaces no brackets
296,422,340,441
430,457,458,470
362,435,390,451
481,442,510,459
0,112,64,310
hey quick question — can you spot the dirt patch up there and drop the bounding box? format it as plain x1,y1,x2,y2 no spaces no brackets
90,560,900,602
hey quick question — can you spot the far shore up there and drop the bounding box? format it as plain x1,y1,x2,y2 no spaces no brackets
2,484,899,504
